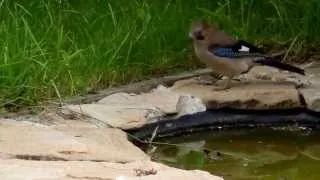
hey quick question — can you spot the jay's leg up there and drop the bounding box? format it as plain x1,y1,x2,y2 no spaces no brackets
196,72,222,85
212,77,232,91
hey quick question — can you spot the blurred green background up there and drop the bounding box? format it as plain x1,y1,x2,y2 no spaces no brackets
0,0,319,110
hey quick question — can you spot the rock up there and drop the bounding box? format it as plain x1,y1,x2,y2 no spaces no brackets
63,85,186,129
98,85,181,114
0,159,223,180
0,119,148,162
170,78,301,110
63,104,162,129
238,65,310,88
175,95,206,118
298,62,320,112
300,87,320,112
52,118,99,129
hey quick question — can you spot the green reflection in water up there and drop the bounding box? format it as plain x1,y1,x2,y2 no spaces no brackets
151,128,320,180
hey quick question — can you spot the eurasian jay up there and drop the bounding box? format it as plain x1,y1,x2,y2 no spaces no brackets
189,20,305,90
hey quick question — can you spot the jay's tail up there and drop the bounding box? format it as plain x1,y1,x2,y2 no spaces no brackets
255,58,305,75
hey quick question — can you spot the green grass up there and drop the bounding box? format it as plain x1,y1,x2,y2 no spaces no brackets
0,0,320,111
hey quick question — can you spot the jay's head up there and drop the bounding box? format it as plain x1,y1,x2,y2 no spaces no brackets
189,20,219,45
189,20,236,49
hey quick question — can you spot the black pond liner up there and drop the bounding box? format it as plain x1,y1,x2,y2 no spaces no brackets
126,108,320,142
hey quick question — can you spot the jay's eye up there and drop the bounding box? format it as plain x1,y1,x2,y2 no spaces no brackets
194,30,204,40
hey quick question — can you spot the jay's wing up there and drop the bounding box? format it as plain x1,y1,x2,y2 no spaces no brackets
209,47,267,59
208,40,265,59
232,40,265,54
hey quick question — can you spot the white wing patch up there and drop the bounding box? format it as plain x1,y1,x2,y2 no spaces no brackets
239,45,250,52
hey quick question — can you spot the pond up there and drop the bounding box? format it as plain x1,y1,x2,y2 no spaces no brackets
149,128,320,180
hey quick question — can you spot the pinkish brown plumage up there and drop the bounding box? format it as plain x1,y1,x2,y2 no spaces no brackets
189,20,305,90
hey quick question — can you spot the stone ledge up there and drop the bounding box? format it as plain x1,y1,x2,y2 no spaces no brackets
1,63,320,180
0,119,224,180
0,159,223,180
61,65,314,130
298,62,320,112
0,119,148,162
170,78,302,110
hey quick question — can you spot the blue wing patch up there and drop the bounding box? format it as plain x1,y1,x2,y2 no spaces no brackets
210,47,266,59
211,48,240,58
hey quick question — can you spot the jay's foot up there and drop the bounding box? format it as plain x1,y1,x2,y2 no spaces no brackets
212,85,230,91
196,75,217,85
212,77,231,91
197,79,213,85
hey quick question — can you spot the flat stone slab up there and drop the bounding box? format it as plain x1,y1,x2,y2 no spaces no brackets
0,119,148,162
59,65,311,130
0,159,223,180
298,62,320,112
98,85,181,114
170,78,302,110
64,104,155,129
63,85,183,130
239,65,309,87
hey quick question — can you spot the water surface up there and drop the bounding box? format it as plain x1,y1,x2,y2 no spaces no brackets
151,128,320,180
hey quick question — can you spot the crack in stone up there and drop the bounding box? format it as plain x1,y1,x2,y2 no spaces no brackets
67,175,112,180
298,91,307,107
58,150,87,155
11,154,129,163
15,154,68,161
